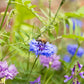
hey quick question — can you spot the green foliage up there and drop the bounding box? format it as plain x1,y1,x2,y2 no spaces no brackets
0,0,84,84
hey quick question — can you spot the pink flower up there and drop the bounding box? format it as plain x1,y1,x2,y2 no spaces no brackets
39,54,61,70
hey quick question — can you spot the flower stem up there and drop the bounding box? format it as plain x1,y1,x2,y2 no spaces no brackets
51,0,65,24
68,44,80,69
36,0,65,39
0,0,11,30
43,68,50,84
27,52,30,71
28,55,39,81
49,0,51,22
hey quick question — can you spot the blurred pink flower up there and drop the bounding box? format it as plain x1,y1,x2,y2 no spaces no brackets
39,54,61,70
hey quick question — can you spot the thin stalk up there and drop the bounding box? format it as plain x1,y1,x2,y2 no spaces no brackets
0,46,2,61
51,0,65,24
68,45,80,69
64,40,80,75
27,52,30,70
43,63,52,84
28,55,39,81
45,73,54,84
36,0,65,39
63,19,66,35
2,49,15,61
43,68,50,84
49,0,51,22
0,0,11,30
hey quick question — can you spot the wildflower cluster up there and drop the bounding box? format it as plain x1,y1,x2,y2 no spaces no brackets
29,39,61,83
64,62,84,84
0,61,18,80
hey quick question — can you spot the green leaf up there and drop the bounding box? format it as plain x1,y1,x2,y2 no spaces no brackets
29,5,36,9
15,32,24,42
20,30,30,40
59,59,67,70
63,20,66,35
24,1,31,6
48,30,55,40
19,43,29,50
77,6,84,14
40,8,48,18
74,21,81,36
0,39,5,43
65,12,84,18
12,46,23,54
62,34,84,41
15,1,35,20
68,19,73,34
45,74,54,84
54,24,59,36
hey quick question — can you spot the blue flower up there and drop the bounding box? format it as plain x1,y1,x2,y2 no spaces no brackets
30,76,41,84
66,18,82,30
63,55,71,62
67,44,84,57
29,39,57,57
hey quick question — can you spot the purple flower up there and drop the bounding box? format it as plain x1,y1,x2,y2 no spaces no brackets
0,61,18,80
6,64,18,80
64,62,83,84
77,81,80,84
79,71,84,79
63,55,71,62
77,62,83,70
0,61,8,71
39,54,61,70
64,75,73,82
66,18,82,30
30,76,41,84
29,39,57,57
73,80,80,84
67,44,84,57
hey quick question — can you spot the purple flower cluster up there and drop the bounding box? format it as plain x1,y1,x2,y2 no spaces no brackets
66,18,82,30
30,76,41,84
39,54,61,70
64,62,84,84
0,61,18,80
29,39,57,57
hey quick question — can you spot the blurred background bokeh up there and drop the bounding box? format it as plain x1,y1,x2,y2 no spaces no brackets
0,0,84,84
0,0,84,29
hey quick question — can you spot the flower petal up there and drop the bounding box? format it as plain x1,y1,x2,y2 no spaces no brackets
77,62,83,70
64,75,73,83
79,72,84,78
